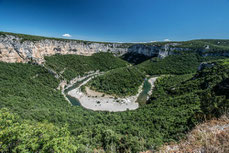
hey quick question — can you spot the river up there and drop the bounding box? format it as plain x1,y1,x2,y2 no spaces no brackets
64,77,155,106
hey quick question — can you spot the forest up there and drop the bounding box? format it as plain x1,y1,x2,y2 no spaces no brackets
87,67,145,97
0,50,228,152
87,53,227,97
45,52,128,81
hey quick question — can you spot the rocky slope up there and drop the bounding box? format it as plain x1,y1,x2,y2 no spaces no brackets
0,32,229,64
0,34,127,64
158,115,229,153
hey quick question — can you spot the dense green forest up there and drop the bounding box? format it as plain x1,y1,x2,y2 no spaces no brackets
149,60,229,119
121,52,152,65
45,52,128,81
138,53,227,75
0,54,228,152
177,39,229,53
87,53,226,97
87,67,145,97
0,108,78,152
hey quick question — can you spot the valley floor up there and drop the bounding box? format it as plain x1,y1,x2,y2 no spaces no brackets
67,75,158,112
147,77,158,97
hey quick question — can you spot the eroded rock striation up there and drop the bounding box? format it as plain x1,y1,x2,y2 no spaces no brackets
0,33,229,64
0,34,128,64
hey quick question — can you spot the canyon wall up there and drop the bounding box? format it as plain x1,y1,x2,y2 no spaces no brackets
0,34,228,64
0,34,128,64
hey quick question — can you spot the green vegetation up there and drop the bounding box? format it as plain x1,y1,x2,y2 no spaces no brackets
134,39,229,56
149,60,229,119
0,31,74,42
1,31,229,55
88,67,145,97
87,54,226,97
0,31,133,49
177,39,229,53
138,53,226,75
0,55,228,152
129,39,229,54
0,108,78,152
45,52,128,81
1,31,229,152
138,53,200,75
87,54,200,97
121,52,152,65
0,62,64,121
136,78,152,105
0,31,119,45
222,58,229,65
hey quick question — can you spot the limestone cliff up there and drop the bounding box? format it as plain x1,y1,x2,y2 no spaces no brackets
0,34,128,64
0,33,229,64
0,34,183,64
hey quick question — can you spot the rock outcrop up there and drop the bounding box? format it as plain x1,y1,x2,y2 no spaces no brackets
0,34,128,64
198,62,216,71
0,34,229,64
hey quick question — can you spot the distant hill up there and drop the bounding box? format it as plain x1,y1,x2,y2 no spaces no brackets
0,31,229,64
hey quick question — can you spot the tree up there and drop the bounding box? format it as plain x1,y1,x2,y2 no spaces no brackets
0,108,78,153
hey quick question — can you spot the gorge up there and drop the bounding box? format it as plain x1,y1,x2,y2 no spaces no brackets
0,32,229,153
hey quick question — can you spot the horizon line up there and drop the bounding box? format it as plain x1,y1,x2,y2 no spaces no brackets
1,30,229,44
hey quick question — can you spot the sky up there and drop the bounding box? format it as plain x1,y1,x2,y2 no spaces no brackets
0,0,229,42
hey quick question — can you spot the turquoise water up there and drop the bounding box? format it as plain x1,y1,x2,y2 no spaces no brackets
66,94,81,106
64,77,90,106
137,79,151,105
65,77,152,107
64,77,89,94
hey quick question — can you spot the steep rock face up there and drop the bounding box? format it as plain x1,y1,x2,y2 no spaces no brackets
198,62,216,71
1,34,176,64
127,43,180,57
0,35,128,64
0,34,229,64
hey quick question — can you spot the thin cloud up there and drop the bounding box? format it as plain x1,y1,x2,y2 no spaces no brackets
164,39,171,42
62,34,72,37
131,41,147,43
